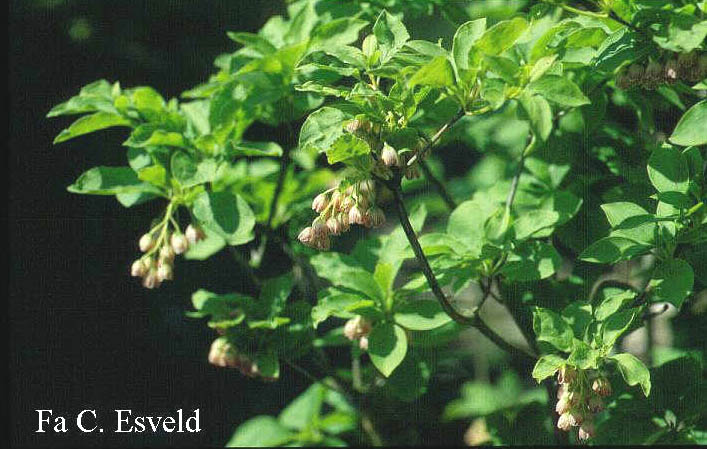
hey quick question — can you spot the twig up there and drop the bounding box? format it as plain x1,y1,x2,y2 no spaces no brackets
419,160,457,210
389,184,535,360
505,148,528,214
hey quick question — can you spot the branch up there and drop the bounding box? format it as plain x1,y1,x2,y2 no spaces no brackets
390,184,535,361
413,109,465,210
419,160,457,210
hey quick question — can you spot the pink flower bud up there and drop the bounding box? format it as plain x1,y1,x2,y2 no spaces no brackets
349,205,364,225
358,180,375,194
555,396,570,415
359,336,369,351
557,412,573,431
312,193,329,213
159,245,175,263
131,259,147,277
298,227,314,245
558,365,576,384
312,220,329,238
208,337,237,368
139,233,155,252
326,217,343,235
142,270,160,289
570,409,584,426
578,421,595,441
330,190,343,211
185,224,205,245
344,315,372,340
170,233,189,255
157,263,173,282
592,377,612,397
341,196,355,211
381,144,400,167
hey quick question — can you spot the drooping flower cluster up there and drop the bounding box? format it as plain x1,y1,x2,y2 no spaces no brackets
131,222,205,288
616,51,707,90
207,337,277,381
298,179,386,250
554,365,612,441
343,315,372,351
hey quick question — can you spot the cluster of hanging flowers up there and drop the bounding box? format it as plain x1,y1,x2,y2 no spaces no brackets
298,117,427,250
207,337,277,382
616,51,707,90
130,222,205,288
298,179,386,250
343,315,372,350
554,365,612,441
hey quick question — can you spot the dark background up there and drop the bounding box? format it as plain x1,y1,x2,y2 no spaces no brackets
8,1,313,446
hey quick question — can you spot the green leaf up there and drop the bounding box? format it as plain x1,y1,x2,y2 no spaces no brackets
446,200,488,257
227,416,293,447
611,353,651,396
311,288,376,328
255,351,280,380
192,191,255,246
227,31,277,55
408,56,455,88
259,273,293,319
580,236,651,264
311,18,368,50
647,145,690,195
326,134,371,165
475,17,528,56
594,290,636,321
518,93,553,141
512,209,560,241
54,112,132,144
501,241,562,282
171,152,218,188
310,253,385,302
229,141,283,157
567,340,600,370
533,307,574,352
562,302,592,339
299,107,350,153
601,202,656,244
394,300,452,331
183,228,227,261
372,11,410,63
67,166,161,196
368,322,408,377
278,383,325,430
593,28,651,72
601,308,636,348
532,354,566,382
384,353,431,402
670,100,707,147
452,18,487,71
648,258,694,309
527,75,590,107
